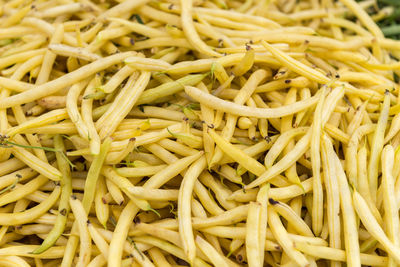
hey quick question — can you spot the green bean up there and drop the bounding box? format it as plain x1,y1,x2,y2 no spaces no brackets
95,176,109,228
332,143,361,267
311,87,326,236
0,186,60,225
178,156,207,264
368,91,390,203
321,135,341,267
136,73,208,106
82,138,112,213
33,135,72,254
0,175,47,207
0,245,65,259
381,145,399,267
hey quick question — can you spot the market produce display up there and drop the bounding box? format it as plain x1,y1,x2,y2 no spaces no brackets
0,0,399,266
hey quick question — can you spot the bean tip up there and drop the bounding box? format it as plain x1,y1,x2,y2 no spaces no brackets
268,198,279,205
